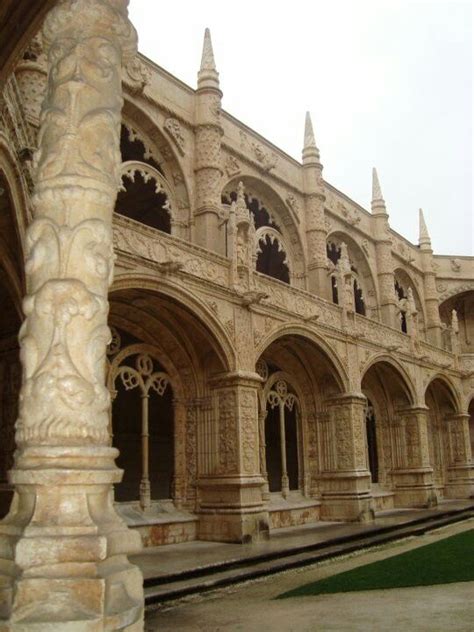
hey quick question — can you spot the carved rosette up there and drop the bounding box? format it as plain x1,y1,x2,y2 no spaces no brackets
16,0,137,449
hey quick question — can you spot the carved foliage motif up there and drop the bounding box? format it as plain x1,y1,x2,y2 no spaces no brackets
218,389,238,473
15,1,137,447
240,389,258,474
164,117,186,155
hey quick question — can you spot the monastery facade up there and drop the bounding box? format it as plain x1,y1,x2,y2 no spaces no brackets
0,4,473,626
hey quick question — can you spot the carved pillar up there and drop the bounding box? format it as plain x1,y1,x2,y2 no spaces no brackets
444,413,474,499
258,407,270,501
139,393,151,511
194,29,224,253
278,401,290,497
391,407,437,508
374,234,396,327
0,2,144,629
419,209,442,346
302,113,328,298
319,394,374,521
172,398,187,509
197,372,269,543
371,171,397,327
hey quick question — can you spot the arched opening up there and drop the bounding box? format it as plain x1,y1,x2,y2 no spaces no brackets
425,378,458,494
256,232,290,284
222,177,305,288
394,269,425,337
108,284,230,517
365,400,378,483
265,379,299,495
439,290,474,354
326,235,374,317
0,173,23,518
120,123,163,173
395,280,408,333
115,165,172,234
361,360,414,492
257,332,345,503
110,341,174,507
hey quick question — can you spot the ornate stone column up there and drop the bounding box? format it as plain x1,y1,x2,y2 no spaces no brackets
391,406,437,508
0,2,144,629
197,372,269,543
444,413,474,499
319,394,374,521
418,209,442,346
194,28,224,253
371,169,397,327
302,113,328,299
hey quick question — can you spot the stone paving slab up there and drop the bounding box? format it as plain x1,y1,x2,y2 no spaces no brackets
145,518,474,632
131,500,473,582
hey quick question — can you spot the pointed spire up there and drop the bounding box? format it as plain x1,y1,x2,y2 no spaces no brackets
419,208,431,249
304,111,316,149
371,167,386,214
302,111,321,168
197,27,220,91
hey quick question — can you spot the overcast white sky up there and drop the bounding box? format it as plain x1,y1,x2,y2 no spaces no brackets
129,0,472,256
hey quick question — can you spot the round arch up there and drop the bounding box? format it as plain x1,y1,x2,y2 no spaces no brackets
121,99,191,236
394,267,426,334
326,230,379,319
222,175,306,286
361,354,416,406
255,323,349,393
424,374,462,413
111,272,236,373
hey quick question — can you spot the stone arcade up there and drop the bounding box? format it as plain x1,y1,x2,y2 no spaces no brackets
0,0,473,628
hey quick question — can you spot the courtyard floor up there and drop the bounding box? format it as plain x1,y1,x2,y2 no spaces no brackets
144,518,474,632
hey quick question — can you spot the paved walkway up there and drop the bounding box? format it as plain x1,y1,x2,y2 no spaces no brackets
131,500,473,581
144,518,474,631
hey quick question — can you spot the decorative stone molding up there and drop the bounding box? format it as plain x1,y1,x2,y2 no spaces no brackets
164,116,186,155
0,1,144,629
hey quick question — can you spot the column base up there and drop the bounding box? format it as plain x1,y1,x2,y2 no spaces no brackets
444,464,474,499
197,476,269,543
319,471,374,522
0,447,144,631
392,467,438,508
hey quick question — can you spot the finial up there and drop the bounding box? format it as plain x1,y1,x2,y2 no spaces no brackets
197,28,221,91
419,208,431,248
371,167,386,213
302,111,321,168
237,181,245,205
451,309,459,334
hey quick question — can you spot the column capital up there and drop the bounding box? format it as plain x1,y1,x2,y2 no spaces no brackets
209,371,264,389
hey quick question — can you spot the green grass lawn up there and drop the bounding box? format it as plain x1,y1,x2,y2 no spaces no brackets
277,528,474,599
